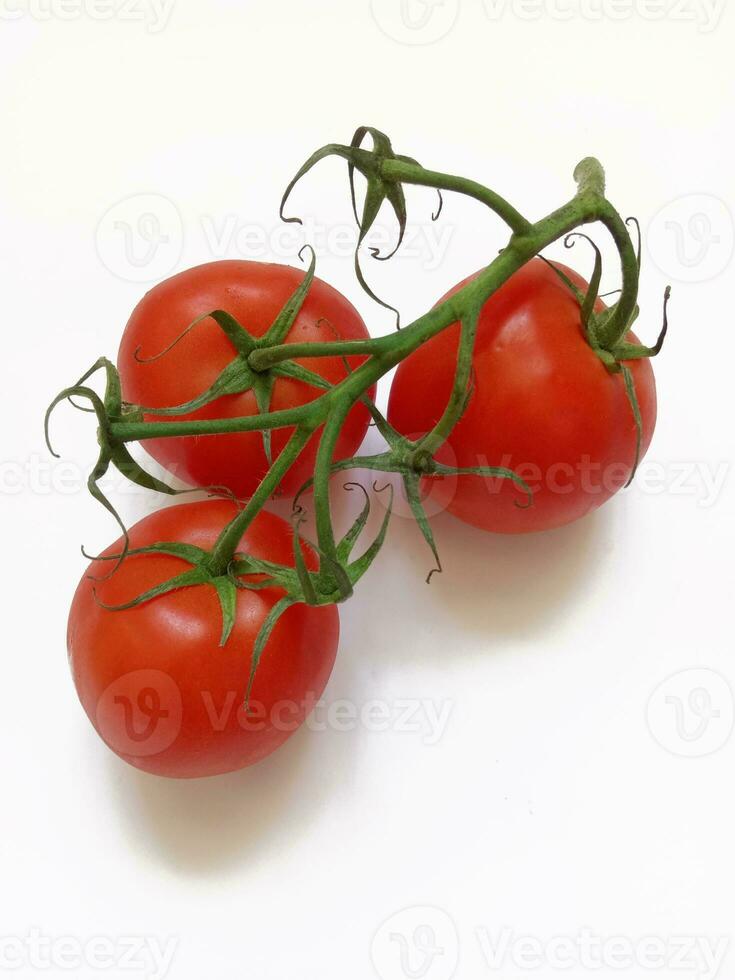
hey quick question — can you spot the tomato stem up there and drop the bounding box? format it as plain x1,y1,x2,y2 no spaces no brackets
208,425,315,576
54,126,666,611
379,158,533,236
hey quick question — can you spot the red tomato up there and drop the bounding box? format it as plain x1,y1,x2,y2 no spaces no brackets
67,499,339,778
118,260,373,498
387,258,657,534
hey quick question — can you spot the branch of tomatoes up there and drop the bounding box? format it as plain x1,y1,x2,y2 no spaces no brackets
48,126,669,701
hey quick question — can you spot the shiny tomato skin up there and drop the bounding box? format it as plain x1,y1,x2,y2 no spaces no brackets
67,500,339,778
387,258,657,534
118,260,373,499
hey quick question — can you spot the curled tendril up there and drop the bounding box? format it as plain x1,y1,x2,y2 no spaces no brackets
134,311,215,363
563,232,604,338
290,501,308,522
625,216,642,270
280,125,436,328
543,226,669,486
46,359,242,581
67,394,96,413
344,480,368,495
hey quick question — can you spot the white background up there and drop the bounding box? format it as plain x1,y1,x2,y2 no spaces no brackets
1,1,734,979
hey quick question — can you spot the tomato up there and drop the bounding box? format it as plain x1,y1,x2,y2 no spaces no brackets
387,258,657,534
67,499,339,778
118,260,373,499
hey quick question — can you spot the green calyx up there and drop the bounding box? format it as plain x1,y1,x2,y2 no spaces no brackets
281,126,444,325
541,226,670,483
129,245,333,467
295,394,532,584
89,485,392,705
45,358,194,576
48,125,671,695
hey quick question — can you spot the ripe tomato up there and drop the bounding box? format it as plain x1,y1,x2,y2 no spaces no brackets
118,260,373,499
67,499,339,778
387,258,657,534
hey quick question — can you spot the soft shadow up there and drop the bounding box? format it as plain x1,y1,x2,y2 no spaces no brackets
346,498,611,670
108,718,353,875
432,507,608,637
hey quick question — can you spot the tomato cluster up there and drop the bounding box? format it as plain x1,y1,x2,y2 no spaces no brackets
64,255,657,779
53,130,666,780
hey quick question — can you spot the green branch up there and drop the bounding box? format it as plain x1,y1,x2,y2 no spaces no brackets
53,126,658,642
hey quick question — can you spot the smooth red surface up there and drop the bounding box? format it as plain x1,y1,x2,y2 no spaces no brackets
387,258,657,533
118,260,373,499
67,500,339,778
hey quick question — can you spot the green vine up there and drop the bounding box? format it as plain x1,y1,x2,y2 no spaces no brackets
46,126,669,696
